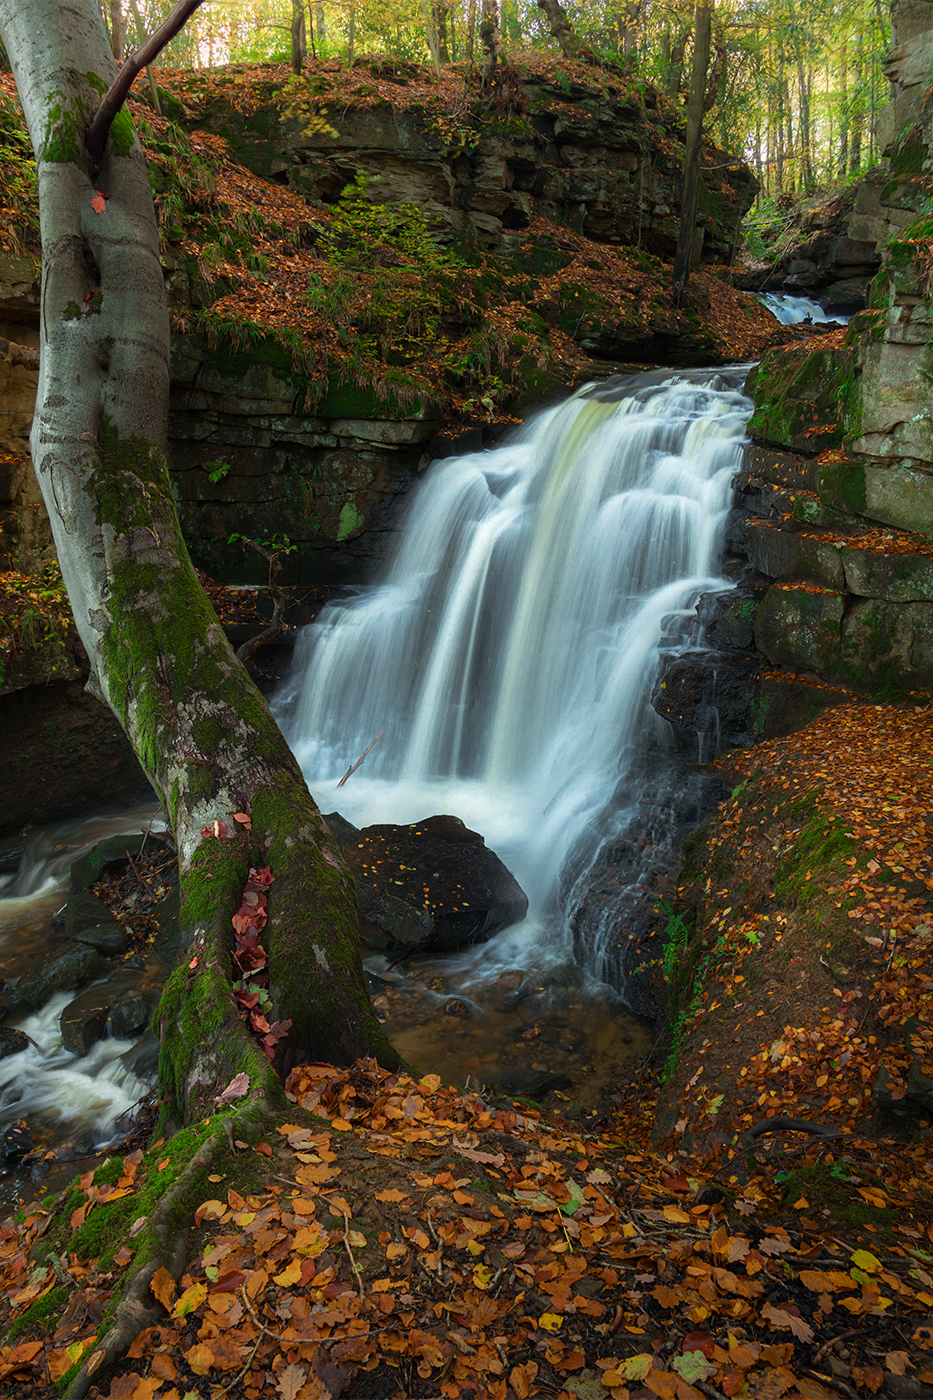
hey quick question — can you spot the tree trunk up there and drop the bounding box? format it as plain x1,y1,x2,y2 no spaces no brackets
480,0,500,90
312,0,326,41
616,0,640,55
433,0,451,63
536,0,596,63
420,0,444,78
796,53,812,189
672,3,712,297
838,41,849,178
0,0,400,1135
109,0,124,61
467,0,477,61
291,0,305,73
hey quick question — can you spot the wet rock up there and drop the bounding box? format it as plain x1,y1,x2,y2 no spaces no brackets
110,990,152,1039
321,811,361,848
60,986,111,1057
0,1026,33,1061
69,830,170,891
0,986,27,1025
18,941,107,1009
1,1119,32,1161
65,890,128,956
341,814,528,954
652,649,760,756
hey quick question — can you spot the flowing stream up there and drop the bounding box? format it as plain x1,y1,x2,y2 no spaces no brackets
0,808,164,1182
277,368,754,1097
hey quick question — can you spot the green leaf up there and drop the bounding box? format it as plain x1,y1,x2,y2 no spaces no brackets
673,1352,717,1383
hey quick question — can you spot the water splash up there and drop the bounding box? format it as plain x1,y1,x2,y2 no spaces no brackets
280,368,753,988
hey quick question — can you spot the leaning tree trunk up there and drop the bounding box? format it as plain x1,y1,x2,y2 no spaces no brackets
0,0,401,1135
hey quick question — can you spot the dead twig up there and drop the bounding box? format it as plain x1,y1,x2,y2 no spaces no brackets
337,727,385,788
333,1199,365,1299
222,1286,277,1394
811,1328,868,1364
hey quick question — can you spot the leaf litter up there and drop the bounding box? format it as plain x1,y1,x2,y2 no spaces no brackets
0,1046,931,1400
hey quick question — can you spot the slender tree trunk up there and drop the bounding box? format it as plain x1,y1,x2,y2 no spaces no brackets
433,0,451,62
291,0,305,73
672,3,712,296
838,40,849,178
467,0,477,60
616,0,641,55
420,0,443,78
480,0,500,89
0,0,399,1133
347,0,356,69
796,53,812,189
109,0,124,60
312,0,326,41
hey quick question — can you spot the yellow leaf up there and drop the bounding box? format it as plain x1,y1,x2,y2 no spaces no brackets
150,1265,176,1311
273,1258,303,1287
621,1354,654,1381
663,1205,691,1224
792,1197,809,1210
348,1230,367,1248
473,1264,494,1291
538,1313,563,1332
173,1281,207,1318
851,1249,881,1273
467,1239,484,1256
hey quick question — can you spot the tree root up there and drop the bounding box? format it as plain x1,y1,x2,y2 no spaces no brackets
63,1101,269,1400
739,1117,840,1151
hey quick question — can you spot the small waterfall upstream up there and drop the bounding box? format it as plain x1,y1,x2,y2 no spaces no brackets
278,368,753,1079
757,291,849,325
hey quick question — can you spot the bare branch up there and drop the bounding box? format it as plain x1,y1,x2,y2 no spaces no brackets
85,0,206,175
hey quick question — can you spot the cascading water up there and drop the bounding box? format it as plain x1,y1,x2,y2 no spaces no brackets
757,291,849,325
0,808,163,1181
279,368,753,1059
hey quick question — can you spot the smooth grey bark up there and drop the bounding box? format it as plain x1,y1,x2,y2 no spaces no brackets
0,0,400,1128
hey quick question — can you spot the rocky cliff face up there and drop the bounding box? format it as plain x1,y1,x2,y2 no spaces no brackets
673,0,933,743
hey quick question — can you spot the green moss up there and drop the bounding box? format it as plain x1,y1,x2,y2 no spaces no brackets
774,809,859,909
7,1283,68,1342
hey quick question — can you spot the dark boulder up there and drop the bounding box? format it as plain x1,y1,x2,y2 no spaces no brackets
60,985,111,1057
64,890,128,956
17,941,106,1009
336,813,528,953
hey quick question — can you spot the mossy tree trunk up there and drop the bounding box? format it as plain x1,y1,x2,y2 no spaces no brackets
0,0,401,1134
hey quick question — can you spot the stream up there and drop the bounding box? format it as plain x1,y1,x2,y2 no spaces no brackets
2,356,766,1173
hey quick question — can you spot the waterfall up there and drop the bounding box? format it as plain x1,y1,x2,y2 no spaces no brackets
279,368,753,985
757,292,848,325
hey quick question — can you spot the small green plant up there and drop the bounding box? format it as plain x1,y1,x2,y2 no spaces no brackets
204,459,231,483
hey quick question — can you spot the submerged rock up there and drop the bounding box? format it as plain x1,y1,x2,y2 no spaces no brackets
328,813,528,954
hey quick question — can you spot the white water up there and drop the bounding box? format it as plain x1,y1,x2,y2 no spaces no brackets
0,807,165,1156
279,368,754,989
758,292,849,325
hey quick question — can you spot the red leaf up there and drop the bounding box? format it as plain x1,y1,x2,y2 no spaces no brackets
189,957,198,969
233,812,252,829
201,826,212,839
91,191,107,213
249,866,274,886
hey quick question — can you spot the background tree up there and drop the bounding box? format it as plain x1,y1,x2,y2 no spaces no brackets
0,0,400,1137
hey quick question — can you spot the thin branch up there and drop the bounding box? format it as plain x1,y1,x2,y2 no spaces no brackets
85,0,207,176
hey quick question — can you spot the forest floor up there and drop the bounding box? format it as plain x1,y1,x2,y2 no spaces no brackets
0,700,931,1400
